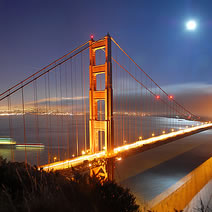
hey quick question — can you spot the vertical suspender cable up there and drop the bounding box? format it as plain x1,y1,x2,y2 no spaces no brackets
55,70,60,160
59,66,64,159
65,62,70,159
80,53,84,152
122,58,125,144
70,59,74,157
82,51,87,152
74,59,78,156
140,72,142,140
21,85,27,164
135,65,138,141
45,75,50,163
33,78,40,166
8,93,14,161
126,61,128,143
47,72,52,162
128,59,130,143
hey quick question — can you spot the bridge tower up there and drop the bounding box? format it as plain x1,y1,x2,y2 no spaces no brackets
89,34,114,180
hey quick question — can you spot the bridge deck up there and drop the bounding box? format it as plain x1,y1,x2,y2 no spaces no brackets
39,123,212,172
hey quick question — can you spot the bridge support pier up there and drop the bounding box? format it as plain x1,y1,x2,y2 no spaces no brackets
89,34,114,181
90,158,114,181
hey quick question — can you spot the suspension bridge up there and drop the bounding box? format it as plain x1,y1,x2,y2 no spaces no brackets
0,34,211,181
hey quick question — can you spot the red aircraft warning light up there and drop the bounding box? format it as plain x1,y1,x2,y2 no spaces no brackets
156,95,160,99
90,34,94,40
169,95,173,99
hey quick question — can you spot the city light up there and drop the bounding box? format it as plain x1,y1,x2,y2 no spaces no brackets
82,150,86,155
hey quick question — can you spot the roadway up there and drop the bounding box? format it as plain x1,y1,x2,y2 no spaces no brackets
40,123,212,171
115,129,212,204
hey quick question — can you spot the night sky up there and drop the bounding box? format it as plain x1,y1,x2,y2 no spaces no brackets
1,0,212,117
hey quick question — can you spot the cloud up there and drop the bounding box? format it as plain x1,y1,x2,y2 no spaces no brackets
161,82,212,119
11,82,212,120
161,82,212,95
26,96,89,105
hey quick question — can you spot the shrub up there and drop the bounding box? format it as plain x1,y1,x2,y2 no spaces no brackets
0,156,139,212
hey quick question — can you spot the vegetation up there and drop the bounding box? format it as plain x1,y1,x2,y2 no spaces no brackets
0,157,139,212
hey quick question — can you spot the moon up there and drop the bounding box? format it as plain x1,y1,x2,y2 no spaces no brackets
186,20,197,30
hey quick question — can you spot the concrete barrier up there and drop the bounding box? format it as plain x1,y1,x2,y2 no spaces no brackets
148,157,212,212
